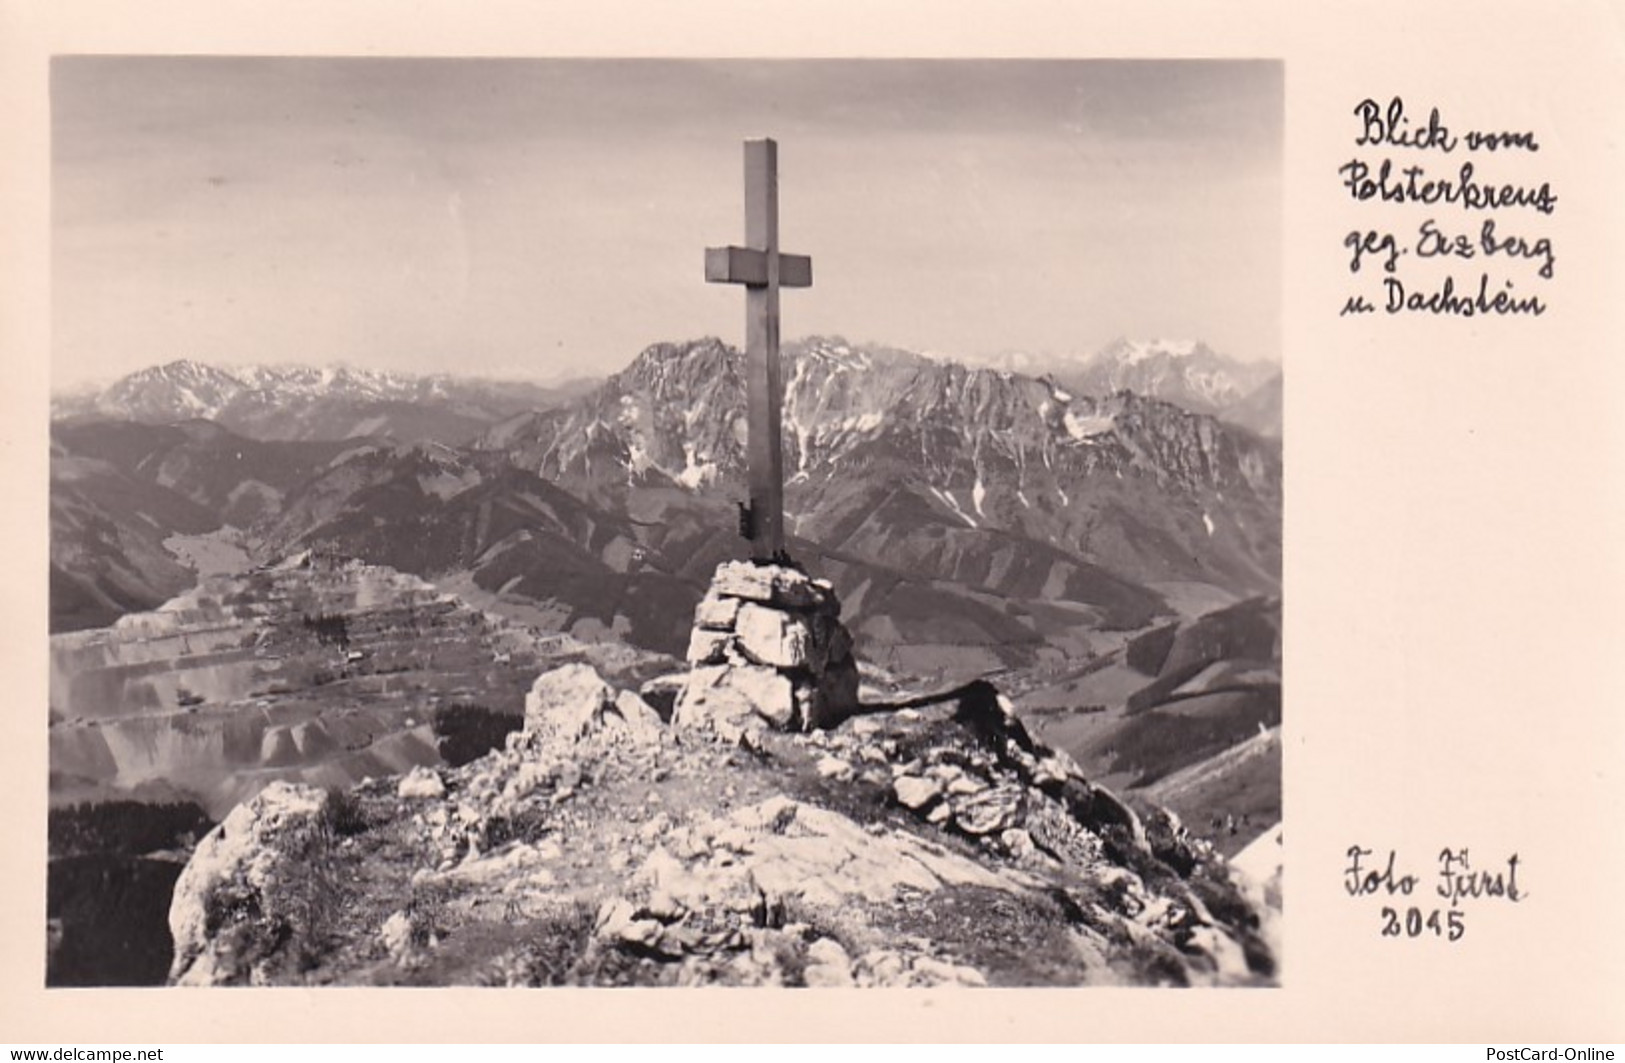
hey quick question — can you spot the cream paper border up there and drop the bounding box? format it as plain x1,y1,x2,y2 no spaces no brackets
3,0,1623,1043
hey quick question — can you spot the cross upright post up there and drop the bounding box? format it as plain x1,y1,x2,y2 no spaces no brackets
705,138,812,563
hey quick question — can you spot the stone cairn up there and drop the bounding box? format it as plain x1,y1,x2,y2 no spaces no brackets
673,560,860,739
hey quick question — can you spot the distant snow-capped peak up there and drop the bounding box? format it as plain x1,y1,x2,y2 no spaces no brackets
230,363,415,398
1054,338,1277,414
1096,337,1207,365
80,360,479,419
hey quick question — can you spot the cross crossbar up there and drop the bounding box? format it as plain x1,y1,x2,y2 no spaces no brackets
704,246,813,288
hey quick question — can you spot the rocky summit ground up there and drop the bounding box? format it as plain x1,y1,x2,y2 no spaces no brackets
166,662,1280,988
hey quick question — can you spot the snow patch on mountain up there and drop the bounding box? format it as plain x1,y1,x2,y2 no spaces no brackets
929,486,978,528
1063,409,1115,440
1045,339,1279,417
625,439,651,480
1114,338,1200,364
675,443,718,490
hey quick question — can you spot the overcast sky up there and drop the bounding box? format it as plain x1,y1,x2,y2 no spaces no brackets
52,58,1281,387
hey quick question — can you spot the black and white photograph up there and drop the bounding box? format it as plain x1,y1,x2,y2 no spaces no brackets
45,56,1285,989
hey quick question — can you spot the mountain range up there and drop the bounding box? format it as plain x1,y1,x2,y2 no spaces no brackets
53,360,595,447
51,338,1281,672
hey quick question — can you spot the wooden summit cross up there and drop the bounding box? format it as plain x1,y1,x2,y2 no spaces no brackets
705,138,812,563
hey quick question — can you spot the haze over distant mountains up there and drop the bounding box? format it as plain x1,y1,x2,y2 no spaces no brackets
50,337,1282,661
56,337,1280,441
52,361,598,447
977,338,1275,412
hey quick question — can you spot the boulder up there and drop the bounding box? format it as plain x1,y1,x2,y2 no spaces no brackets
596,897,668,952
893,775,941,810
803,938,855,987
522,663,662,750
693,592,741,631
685,627,732,665
815,755,855,781
524,663,614,740
396,766,446,800
944,769,988,796
734,602,822,670
673,660,799,735
672,664,754,740
710,560,834,610
612,690,663,740
1000,828,1038,861
721,662,797,729
168,781,337,986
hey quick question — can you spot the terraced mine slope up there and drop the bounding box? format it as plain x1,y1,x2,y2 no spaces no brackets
50,552,669,818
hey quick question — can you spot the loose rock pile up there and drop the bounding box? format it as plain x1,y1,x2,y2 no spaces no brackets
165,653,1276,988
674,560,860,738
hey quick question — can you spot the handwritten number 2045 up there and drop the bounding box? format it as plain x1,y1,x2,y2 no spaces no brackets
1380,907,1465,941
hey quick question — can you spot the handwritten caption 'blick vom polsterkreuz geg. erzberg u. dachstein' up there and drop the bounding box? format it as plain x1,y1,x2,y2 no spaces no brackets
1338,96,1556,318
